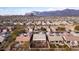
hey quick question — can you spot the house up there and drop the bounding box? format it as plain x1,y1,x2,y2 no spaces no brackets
63,33,79,47
31,33,48,48
47,34,65,48
50,26,57,32
48,35,64,45
15,33,30,44
33,33,46,41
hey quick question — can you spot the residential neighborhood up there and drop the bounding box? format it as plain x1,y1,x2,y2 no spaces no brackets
0,15,79,51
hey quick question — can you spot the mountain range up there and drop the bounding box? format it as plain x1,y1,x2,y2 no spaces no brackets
29,9,79,16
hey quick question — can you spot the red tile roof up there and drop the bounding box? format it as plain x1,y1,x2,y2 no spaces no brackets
15,34,30,42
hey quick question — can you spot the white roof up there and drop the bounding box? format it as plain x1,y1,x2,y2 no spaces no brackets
33,33,46,41
48,35,63,41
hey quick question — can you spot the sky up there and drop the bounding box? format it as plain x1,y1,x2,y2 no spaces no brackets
0,0,79,15
0,7,79,15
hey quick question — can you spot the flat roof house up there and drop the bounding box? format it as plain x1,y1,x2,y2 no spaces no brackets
48,35,65,48
48,35,64,44
33,33,46,41
48,35,63,42
30,33,48,48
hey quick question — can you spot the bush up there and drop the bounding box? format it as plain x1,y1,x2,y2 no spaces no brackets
74,25,79,31
56,27,65,32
